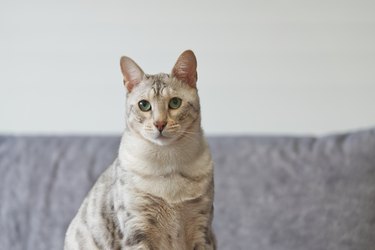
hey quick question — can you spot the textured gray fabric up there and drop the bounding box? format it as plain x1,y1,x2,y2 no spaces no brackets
1,130,375,250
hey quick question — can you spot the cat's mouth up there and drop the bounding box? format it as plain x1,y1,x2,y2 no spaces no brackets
151,133,175,146
156,134,172,141
156,134,167,139
143,128,183,145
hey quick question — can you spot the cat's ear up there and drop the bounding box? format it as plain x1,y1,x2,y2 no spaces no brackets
171,50,197,88
120,56,145,92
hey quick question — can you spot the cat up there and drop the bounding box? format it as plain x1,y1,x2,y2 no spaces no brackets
64,50,216,250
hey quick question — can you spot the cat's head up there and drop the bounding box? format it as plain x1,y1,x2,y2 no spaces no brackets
120,50,201,146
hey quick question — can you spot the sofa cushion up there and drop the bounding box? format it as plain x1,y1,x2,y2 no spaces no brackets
211,130,375,250
0,129,374,250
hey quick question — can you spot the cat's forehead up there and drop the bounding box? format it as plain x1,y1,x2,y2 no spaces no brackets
129,73,190,99
146,74,171,97
145,73,170,83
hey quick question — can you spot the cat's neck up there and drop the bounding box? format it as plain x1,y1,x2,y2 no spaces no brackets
118,122,210,176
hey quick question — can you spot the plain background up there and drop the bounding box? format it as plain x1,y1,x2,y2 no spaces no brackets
1,0,374,135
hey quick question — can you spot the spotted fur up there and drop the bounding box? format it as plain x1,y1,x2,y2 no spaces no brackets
64,50,216,250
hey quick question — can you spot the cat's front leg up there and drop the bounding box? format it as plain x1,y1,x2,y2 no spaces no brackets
192,236,216,250
191,225,216,250
123,228,155,250
193,245,213,250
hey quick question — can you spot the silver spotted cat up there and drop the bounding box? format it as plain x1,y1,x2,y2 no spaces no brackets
64,50,216,250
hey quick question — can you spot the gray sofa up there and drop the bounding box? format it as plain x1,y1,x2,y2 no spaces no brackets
1,129,375,250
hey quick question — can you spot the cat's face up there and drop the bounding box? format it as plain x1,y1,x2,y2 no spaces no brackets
120,50,200,146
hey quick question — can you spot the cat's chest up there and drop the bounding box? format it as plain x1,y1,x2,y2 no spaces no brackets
118,149,213,203
122,167,212,204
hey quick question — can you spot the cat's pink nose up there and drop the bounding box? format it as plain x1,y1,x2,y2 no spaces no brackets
154,121,167,132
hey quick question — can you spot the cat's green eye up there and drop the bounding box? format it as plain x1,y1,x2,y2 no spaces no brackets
138,100,151,112
169,97,182,109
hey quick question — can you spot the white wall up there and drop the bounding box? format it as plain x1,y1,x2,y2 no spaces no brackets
1,0,375,135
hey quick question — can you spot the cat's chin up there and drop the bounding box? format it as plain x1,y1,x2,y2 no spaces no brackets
148,135,176,146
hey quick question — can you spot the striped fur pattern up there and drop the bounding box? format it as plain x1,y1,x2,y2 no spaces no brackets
64,50,216,249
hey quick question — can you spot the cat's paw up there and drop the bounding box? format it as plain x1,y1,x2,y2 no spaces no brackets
193,243,215,250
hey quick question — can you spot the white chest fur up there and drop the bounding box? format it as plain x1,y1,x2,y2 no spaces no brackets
118,131,213,203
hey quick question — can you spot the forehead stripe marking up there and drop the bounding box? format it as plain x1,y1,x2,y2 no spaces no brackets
151,80,166,97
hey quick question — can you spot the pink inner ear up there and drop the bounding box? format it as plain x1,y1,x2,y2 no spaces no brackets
172,69,197,88
120,56,144,92
172,50,197,88
124,79,139,92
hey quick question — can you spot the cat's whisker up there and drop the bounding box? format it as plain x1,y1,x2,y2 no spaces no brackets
181,131,200,135
178,132,198,142
169,125,181,129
